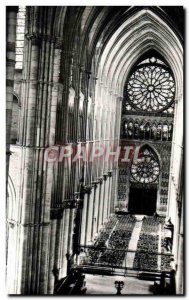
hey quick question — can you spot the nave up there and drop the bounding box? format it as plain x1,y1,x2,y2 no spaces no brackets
77,214,173,272
6,6,183,295
55,213,176,295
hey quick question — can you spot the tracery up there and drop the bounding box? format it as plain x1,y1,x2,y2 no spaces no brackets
126,57,175,113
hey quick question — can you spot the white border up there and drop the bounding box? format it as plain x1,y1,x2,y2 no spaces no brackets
1,2,187,299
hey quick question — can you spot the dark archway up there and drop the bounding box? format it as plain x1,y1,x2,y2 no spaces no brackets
129,145,160,215
129,185,157,215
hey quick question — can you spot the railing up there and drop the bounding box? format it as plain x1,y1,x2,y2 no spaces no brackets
76,245,173,273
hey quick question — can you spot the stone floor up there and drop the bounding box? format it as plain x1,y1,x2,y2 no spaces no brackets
85,274,154,295
125,216,143,268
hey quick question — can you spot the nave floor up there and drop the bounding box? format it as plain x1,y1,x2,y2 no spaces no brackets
85,274,153,295
126,215,143,268
80,214,172,272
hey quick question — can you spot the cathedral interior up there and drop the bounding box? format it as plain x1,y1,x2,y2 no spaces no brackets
6,6,184,295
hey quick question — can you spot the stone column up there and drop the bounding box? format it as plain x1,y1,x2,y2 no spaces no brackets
55,212,65,280
176,233,183,294
60,208,70,278
107,171,113,219
102,174,108,224
6,6,18,186
80,192,88,245
92,181,100,237
176,196,184,294
49,39,62,146
47,219,57,294
7,25,55,292
98,178,104,230
6,221,19,294
125,166,130,211
86,187,94,244
67,208,75,254
110,168,117,214
7,7,65,294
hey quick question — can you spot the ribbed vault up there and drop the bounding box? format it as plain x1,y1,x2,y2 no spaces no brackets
95,9,183,97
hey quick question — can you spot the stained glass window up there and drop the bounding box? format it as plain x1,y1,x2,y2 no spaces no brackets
131,147,160,183
126,57,175,113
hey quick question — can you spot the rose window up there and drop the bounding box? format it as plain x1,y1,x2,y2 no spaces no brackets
126,58,175,112
131,148,160,183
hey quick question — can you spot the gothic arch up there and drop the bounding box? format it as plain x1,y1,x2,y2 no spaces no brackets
13,92,21,107
93,7,183,221
138,143,162,170
94,8,182,98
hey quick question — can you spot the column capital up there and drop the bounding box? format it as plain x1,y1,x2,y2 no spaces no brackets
98,177,103,184
79,64,85,73
83,185,93,194
74,192,84,208
25,34,41,46
63,199,78,209
103,173,108,181
91,181,99,189
7,219,15,228
80,184,93,195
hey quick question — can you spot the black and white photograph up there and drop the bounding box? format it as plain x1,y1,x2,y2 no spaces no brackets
5,4,184,295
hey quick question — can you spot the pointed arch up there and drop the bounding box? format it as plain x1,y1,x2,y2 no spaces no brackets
130,143,161,184
94,8,182,99
138,142,162,169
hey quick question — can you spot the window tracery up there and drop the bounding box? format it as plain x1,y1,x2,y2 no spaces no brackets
131,147,160,184
125,56,175,113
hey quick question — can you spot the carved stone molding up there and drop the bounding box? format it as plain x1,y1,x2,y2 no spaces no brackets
26,33,56,45
7,219,15,228
79,64,85,73
63,200,78,209
83,185,93,194
7,219,51,227
50,199,80,218
25,33,41,45
98,177,103,185
91,181,99,189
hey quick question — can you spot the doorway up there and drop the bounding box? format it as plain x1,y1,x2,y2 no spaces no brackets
128,187,157,215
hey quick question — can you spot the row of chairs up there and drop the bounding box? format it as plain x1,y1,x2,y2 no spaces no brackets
87,214,136,266
133,216,161,271
141,216,163,234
